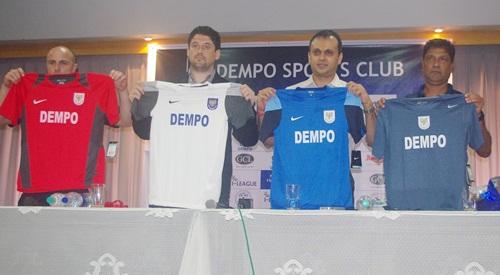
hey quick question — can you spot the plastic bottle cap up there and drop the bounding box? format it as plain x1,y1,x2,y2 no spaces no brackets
361,199,371,208
46,197,55,205
62,197,69,203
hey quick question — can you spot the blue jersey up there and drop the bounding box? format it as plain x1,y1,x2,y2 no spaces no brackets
372,94,484,210
264,87,358,209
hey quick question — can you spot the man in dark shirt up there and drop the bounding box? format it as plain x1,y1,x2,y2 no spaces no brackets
378,38,491,157
130,26,259,208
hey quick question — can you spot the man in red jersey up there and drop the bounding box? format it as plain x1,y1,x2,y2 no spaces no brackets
0,46,131,206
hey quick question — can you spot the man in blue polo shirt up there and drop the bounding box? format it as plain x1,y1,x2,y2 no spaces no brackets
259,30,376,209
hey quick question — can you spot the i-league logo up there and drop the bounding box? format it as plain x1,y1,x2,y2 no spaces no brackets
418,115,430,130
73,92,85,106
207,98,218,110
323,110,335,124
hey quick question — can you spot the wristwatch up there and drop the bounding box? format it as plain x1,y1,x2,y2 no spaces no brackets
478,111,485,122
363,105,376,115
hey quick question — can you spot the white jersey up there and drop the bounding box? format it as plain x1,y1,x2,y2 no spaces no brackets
136,82,242,208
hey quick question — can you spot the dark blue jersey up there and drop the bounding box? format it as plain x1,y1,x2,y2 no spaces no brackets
373,94,484,210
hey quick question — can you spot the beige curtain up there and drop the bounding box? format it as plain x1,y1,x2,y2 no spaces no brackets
0,55,148,206
454,45,500,186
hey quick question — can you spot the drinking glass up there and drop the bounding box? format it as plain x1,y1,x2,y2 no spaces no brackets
286,184,300,210
89,183,105,207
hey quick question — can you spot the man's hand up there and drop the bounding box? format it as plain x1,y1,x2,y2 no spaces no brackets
1,68,24,107
2,68,24,89
347,81,376,146
240,84,258,105
465,92,484,114
109,70,127,92
376,98,387,109
257,87,276,103
109,70,133,126
129,82,145,102
255,87,276,126
346,81,372,107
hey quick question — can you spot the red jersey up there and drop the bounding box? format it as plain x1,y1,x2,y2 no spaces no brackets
0,73,119,193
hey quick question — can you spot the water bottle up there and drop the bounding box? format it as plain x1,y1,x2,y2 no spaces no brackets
46,193,67,207
65,192,83,207
46,192,83,207
82,192,92,207
356,196,373,210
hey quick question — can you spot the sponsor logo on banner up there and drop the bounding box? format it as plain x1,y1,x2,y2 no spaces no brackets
369,173,385,185
260,170,272,189
73,93,85,106
235,145,255,151
263,190,270,203
207,98,218,110
234,190,253,205
323,110,335,124
231,175,257,187
418,115,430,130
235,153,254,165
366,154,384,165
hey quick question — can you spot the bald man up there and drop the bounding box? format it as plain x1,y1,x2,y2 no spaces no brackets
0,46,131,206
0,46,131,126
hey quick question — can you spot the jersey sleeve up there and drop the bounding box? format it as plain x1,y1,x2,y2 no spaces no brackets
131,91,159,140
225,95,258,147
0,79,25,126
466,105,484,150
225,95,255,129
99,76,120,126
259,95,282,143
344,93,366,144
372,106,387,159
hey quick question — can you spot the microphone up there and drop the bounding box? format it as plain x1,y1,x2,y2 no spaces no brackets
205,199,217,209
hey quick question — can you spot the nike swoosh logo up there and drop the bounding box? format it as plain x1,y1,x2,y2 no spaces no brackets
447,104,458,108
353,157,360,160
290,116,303,121
33,99,47,105
169,100,180,104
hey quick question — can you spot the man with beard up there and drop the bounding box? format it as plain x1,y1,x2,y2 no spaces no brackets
130,26,260,208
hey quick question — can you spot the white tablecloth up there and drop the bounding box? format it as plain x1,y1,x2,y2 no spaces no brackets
1,207,499,275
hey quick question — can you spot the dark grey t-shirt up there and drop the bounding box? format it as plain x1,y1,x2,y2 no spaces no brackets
373,94,483,210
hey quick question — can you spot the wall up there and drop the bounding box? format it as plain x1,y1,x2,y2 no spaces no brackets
1,0,500,41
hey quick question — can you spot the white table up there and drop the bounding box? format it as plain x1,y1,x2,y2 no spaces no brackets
1,207,499,275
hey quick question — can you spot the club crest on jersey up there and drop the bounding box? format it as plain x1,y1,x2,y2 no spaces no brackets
73,93,85,106
418,115,430,130
324,110,335,124
207,98,218,110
